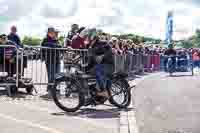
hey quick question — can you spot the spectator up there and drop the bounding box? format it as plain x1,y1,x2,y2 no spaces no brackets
130,44,137,54
100,33,107,41
65,24,79,47
0,34,6,64
71,28,88,49
123,43,129,54
144,46,150,54
138,43,144,54
41,27,61,93
111,37,122,55
193,50,200,68
0,34,19,77
0,34,7,44
7,26,22,48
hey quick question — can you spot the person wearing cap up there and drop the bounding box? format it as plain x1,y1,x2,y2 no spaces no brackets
41,27,61,93
41,27,60,47
7,26,22,47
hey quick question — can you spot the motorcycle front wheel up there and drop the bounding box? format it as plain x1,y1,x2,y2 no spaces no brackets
109,79,131,108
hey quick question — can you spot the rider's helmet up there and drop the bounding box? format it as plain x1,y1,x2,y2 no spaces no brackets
88,28,98,41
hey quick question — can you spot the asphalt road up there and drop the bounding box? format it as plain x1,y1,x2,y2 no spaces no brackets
0,60,123,133
1,59,200,133
0,89,120,133
134,72,200,133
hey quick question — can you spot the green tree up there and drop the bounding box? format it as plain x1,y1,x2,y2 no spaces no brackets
180,40,193,48
22,36,41,46
58,36,65,46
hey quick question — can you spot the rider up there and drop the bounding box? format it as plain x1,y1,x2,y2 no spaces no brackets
86,28,114,98
163,43,177,72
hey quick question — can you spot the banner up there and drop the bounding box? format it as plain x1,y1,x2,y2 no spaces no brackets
165,11,173,46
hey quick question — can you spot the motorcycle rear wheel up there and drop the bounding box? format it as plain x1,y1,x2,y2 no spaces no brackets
51,78,84,112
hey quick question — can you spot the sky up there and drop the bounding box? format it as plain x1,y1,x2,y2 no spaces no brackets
0,0,200,40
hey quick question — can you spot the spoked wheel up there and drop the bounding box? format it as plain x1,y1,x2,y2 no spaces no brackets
109,79,131,108
51,78,84,112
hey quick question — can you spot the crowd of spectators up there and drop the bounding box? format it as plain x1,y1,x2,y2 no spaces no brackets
1,24,200,60
63,24,167,56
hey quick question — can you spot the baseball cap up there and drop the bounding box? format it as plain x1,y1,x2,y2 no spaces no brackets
47,27,59,33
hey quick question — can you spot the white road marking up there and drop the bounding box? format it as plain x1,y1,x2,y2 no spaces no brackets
0,113,63,133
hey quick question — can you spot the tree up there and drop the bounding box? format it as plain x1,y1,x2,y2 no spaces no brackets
22,36,41,46
58,36,65,46
180,40,193,48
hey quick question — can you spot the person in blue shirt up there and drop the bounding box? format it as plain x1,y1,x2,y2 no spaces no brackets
41,27,61,93
7,26,22,48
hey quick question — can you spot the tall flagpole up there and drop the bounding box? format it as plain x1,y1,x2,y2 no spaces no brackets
166,11,173,47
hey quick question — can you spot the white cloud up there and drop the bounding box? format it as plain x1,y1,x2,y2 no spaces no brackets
0,0,200,40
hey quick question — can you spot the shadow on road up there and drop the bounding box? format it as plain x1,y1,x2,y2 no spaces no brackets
0,90,8,96
52,107,133,119
0,89,30,99
40,94,53,101
166,74,194,78
128,72,150,81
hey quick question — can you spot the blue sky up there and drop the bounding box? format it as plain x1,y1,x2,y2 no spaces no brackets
0,0,199,40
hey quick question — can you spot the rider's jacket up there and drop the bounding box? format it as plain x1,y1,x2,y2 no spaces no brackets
87,39,114,75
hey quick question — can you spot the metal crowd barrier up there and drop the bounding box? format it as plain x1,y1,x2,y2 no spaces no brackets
0,45,20,87
0,45,162,90
21,46,88,87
